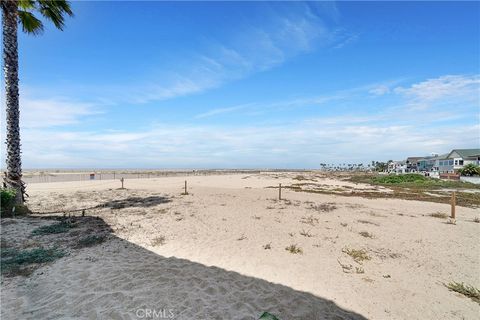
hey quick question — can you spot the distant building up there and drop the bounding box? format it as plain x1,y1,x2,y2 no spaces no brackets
446,149,480,171
417,155,439,172
436,155,454,173
383,148,479,176
388,160,407,173
405,157,423,172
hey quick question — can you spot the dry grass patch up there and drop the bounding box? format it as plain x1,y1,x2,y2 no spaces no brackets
357,219,379,226
285,244,303,254
446,282,480,304
429,212,448,219
299,229,313,237
151,236,166,246
308,203,337,212
342,247,371,263
300,215,319,226
473,217,480,223
237,234,247,241
359,231,374,238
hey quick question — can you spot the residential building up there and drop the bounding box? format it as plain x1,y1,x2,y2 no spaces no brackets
388,160,407,173
417,156,437,172
446,149,480,171
436,157,454,173
405,157,423,172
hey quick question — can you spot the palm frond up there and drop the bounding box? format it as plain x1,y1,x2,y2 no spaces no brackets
37,0,73,30
18,0,36,10
18,10,44,35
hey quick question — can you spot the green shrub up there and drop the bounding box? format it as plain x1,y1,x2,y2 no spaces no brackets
458,164,480,177
1,188,16,216
372,174,427,184
31,221,76,236
259,312,280,320
1,247,65,276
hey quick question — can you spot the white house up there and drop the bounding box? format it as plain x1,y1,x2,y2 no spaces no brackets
388,160,407,174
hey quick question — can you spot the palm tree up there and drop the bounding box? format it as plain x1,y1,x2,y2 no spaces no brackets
2,0,73,204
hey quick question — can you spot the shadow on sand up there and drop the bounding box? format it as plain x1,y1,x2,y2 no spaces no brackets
1,215,367,320
97,195,172,209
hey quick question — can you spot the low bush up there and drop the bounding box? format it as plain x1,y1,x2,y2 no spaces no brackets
458,164,480,177
1,188,16,216
31,220,76,236
372,174,427,184
1,247,65,276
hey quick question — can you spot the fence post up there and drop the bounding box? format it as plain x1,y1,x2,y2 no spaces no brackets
451,192,456,219
121,177,124,189
184,180,188,195
279,183,282,200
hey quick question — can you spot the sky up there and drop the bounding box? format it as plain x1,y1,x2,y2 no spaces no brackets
2,1,479,169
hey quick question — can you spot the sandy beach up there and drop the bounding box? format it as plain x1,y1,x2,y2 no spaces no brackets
1,172,479,319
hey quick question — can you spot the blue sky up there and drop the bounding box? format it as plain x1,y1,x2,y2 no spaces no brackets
4,1,480,169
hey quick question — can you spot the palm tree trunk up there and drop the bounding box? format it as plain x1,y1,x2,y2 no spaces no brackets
2,0,25,205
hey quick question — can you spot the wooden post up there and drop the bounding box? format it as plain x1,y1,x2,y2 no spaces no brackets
451,192,456,219
121,177,124,189
113,172,116,180
184,180,188,195
279,183,282,200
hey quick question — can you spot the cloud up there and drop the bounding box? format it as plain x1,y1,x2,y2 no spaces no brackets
14,74,479,168
76,3,339,105
20,119,479,169
369,85,391,96
194,104,254,119
332,32,359,49
17,96,100,129
394,74,480,109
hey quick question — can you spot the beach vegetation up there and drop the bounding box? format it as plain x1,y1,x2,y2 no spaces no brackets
458,164,480,177
299,229,313,237
151,236,166,246
342,247,371,263
359,231,373,238
1,188,16,216
429,212,448,219
285,244,302,254
1,247,65,276
31,220,76,236
446,282,480,303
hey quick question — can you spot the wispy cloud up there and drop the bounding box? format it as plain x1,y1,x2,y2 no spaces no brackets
19,96,101,129
15,74,479,168
21,120,479,169
194,104,254,119
394,74,480,110
70,3,341,105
